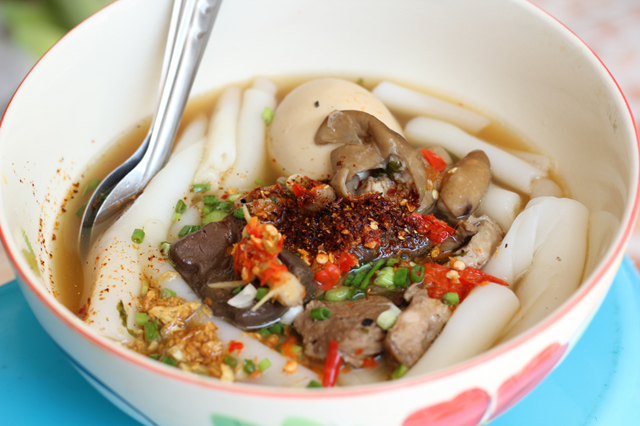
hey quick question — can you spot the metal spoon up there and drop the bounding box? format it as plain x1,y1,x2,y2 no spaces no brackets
79,0,222,257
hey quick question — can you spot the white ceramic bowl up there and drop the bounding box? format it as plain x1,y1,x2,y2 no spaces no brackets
0,0,638,425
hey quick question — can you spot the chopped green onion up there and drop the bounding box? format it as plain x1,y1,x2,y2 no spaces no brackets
350,270,368,287
442,292,460,306
258,328,271,338
262,106,274,125
268,324,284,335
75,202,87,217
324,286,351,301
374,266,396,288
217,201,233,211
228,193,242,202
348,288,366,300
140,280,150,297
173,199,187,222
233,209,245,219
131,228,145,244
258,358,272,372
255,179,264,187
224,355,238,368
144,321,160,342
203,195,218,205
377,305,401,330
178,225,201,238
149,354,161,360
162,356,178,367
117,300,128,328
390,365,409,380
159,241,171,257
386,257,400,266
255,287,269,301
307,380,323,388
360,259,386,289
203,210,228,225
310,307,331,321
161,288,176,299
191,183,210,193
393,267,410,287
232,285,244,295
387,160,403,173
343,273,355,286
411,264,425,283
243,359,256,374
83,178,101,196
135,312,148,325
175,199,187,213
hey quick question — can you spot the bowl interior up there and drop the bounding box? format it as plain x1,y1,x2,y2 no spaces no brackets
0,0,638,423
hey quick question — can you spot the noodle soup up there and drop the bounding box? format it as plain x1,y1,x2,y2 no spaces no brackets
55,76,587,387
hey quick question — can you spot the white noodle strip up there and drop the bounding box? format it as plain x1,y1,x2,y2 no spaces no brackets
194,86,242,186
337,365,392,387
405,283,519,377
372,81,491,133
219,85,276,192
506,149,552,173
84,142,204,341
483,197,589,340
167,206,201,243
172,114,207,155
530,178,563,199
252,76,278,96
404,117,546,193
474,183,522,233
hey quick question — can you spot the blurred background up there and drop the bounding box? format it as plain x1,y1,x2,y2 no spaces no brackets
1,0,640,281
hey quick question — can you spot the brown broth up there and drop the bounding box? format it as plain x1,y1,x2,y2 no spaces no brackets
51,76,563,314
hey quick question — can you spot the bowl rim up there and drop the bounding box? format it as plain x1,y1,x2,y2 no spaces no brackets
1,0,639,401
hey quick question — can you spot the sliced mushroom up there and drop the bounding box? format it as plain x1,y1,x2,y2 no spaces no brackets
315,110,439,212
452,215,504,269
438,150,491,219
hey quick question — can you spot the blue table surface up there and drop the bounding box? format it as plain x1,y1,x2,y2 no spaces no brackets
1,257,640,426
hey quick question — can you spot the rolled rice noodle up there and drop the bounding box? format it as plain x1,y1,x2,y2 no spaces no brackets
507,149,552,173
482,197,589,341
405,283,519,377
404,117,545,194
167,206,201,243
172,113,208,155
84,141,204,341
475,182,522,232
530,178,563,199
193,86,242,185
372,81,491,133
217,85,276,192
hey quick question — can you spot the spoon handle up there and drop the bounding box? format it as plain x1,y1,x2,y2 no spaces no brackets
142,0,222,182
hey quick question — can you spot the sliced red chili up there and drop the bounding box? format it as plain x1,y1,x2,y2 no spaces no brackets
322,340,342,387
334,251,359,272
422,263,508,302
314,263,342,291
228,340,244,354
422,148,447,172
404,213,455,244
